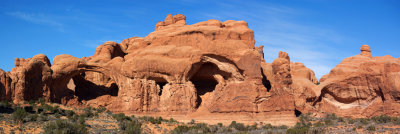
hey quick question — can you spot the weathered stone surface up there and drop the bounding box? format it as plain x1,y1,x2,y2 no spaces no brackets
0,15,399,125
0,69,12,101
7,54,53,103
314,45,400,118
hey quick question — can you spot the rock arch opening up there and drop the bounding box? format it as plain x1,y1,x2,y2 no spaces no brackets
69,71,119,101
261,69,272,92
189,62,228,109
148,77,168,96
294,108,302,117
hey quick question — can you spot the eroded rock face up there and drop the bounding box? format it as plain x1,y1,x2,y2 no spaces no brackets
314,45,400,118
1,14,399,125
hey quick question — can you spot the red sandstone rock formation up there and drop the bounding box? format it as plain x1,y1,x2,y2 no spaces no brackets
314,45,400,118
0,14,399,125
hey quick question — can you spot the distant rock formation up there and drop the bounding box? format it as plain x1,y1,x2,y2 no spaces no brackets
0,14,399,125
314,45,400,118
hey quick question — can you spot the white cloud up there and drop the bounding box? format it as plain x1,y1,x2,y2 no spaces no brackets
6,12,65,31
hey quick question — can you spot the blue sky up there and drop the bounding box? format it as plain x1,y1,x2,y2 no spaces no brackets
0,0,399,79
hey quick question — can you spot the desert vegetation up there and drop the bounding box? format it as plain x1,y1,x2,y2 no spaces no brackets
0,100,400,133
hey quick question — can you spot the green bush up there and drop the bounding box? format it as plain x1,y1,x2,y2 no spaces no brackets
118,120,142,134
39,113,48,122
28,113,38,122
324,119,333,126
347,118,355,124
55,113,61,118
372,115,391,124
83,107,93,118
338,117,344,122
43,119,87,134
40,104,56,113
96,107,106,113
113,113,130,122
325,113,337,120
358,118,368,125
229,121,247,131
171,125,192,134
38,98,45,105
139,116,163,124
28,100,36,105
12,107,28,123
286,126,309,134
195,123,210,133
0,100,11,108
78,115,86,125
313,121,323,127
366,125,375,131
65,110,75,118
393,117,400,125
68,114,78,122
169,118,177,123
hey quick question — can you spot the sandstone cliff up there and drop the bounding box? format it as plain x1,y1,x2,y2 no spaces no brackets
0,14,398,125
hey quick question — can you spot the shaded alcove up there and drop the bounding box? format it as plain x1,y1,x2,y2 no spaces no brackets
261,69,272,92
294,108,302,117
189,62,225,109
148,77,168,96
70,72,119,101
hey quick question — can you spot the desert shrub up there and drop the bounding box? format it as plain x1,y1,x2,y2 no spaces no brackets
150,117,163,124
118,119,142,134
55,113,61,118
286,126,310,134
366,125,375,131
113,113,131,122
83,107,93,118
28,100,36,105
324,118,333,126
347,118,355,124
248,123,257,130
169,118,177,123
96,107,106,113
65,110,75,118
40,104,56,113
217,123,223,127
325,113,337,120
28,113,38,122
195,123,211,133
358,118,368,125
229,121,247,131
0,100,10,107
78,115,86,125
357,125,363,129
39,113,48,122
189,119,195,124
171,125,192,134
43,119,87,134
313,121,324,127
277,125,288,129
262,124,273,129
139,116,163,124
170,123,211,134
338,117,344,122
308,127,325,134
38,98,45,105
12,107,28,123
393,117,400,125
372,115,391,124
68,114,78,122
106,110,112,115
